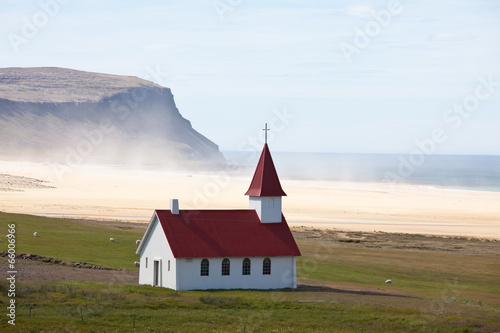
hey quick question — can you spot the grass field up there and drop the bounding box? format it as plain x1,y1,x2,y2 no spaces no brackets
0,212,143,269
0,212,499,332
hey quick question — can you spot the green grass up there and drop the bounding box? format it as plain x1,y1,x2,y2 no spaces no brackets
0,212,142,269
3,281,499,332
0,212,499,332
297,239,500,300
4,281,498,333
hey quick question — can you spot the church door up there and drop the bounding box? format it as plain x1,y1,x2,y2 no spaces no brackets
153,260,160,287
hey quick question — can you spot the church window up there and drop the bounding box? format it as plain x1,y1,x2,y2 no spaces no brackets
201,259,209,276
263,258,271,275
242,258,251,275
145,257,148,268
222,258,230,276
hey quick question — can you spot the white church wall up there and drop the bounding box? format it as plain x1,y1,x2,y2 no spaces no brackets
176,256,296,291
138,215,177,289
249,196,282,223
137,216,298,291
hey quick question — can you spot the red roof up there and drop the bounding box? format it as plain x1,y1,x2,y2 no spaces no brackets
245,143,287,197
154,209,301,258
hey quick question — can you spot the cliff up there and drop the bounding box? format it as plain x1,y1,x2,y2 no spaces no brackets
0,67,224,167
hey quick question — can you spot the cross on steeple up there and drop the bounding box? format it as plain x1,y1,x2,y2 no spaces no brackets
263,123,270,144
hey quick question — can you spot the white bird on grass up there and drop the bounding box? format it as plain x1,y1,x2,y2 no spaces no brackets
385,279,392,284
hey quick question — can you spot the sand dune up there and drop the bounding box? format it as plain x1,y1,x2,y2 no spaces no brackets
1,160,499,239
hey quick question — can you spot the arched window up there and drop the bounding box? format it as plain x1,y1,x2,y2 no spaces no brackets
222,258,230,276
263,258,271,275
268,198,274,208
242,258,251,275
201,259,209,276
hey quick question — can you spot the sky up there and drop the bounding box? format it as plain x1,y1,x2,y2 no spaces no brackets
1,0,500,154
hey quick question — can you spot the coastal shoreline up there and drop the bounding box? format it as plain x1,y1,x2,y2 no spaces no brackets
1,160,499,239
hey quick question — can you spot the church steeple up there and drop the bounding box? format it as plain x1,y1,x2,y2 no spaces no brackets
245,143,287,197
246,139,286,223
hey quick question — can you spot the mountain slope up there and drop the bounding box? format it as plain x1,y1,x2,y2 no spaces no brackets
0,67,224,167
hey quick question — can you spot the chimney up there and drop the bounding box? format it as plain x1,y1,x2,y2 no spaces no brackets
170,199,179,215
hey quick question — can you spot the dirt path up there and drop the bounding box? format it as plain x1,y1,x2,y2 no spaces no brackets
0,257,138,284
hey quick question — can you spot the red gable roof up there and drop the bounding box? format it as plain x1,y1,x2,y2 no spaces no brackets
154,209,300,258
245,143,287,197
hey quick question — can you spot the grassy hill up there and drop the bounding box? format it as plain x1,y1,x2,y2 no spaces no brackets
0,212,499,332
0,212,143,269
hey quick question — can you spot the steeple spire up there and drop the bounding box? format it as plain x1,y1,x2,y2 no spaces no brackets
245,143,287,197
245,139,286,223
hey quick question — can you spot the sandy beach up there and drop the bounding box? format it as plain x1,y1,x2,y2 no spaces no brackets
1,160,499,239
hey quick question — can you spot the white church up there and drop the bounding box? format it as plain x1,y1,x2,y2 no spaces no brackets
136,140,301,291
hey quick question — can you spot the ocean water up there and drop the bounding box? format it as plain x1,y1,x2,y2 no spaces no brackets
223,151,500,193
